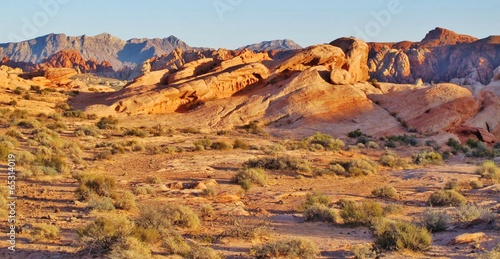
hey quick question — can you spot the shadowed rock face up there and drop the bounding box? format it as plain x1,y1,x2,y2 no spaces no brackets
368,28,500,85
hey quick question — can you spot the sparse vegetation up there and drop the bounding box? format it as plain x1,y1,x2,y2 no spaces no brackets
75,173,117,201
210,141,232,150
373,219,432,251
222,217,270,241
303,132,345,151
372,186,398,200
77,214,134,253
245,156,311,173
421,208,451,232
379,151,407,168
239,121,266,135
303,203,339,222
250,238,320,259
30,223,60,241
413,151,443,166
340,200,384,226
428,189,466,207
96,116,119,129
476,160,500,181
235,168,268,191
124,128,148,138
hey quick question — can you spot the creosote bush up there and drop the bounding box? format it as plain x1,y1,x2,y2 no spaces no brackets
428,189,466,207
476,160,500,181
340,200,384,226
373,219,432,252
77,214,134,253
421,209,451,232
245,156,311,173
303,204,339,223
413,151,443,166
250,238,319,259
379,151,407,168
235,168,268,191
75,173,117,201
303,132,345,151
372,186,398,200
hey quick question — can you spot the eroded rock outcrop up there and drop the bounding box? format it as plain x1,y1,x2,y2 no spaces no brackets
330,37,370,83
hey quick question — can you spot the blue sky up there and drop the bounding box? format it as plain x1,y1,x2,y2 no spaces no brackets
1,0,499,49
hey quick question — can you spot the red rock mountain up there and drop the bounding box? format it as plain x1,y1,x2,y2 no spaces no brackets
368,27,500,84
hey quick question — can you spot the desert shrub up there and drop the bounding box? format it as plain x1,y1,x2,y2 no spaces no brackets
428,189,466,207
188,244,222,259
194,138,212,151
88,196,116,211
261,144,286,155
352,243,377,259
444,179,459,190
181,127,201,134
340,200,384,226
15,150,36,165
146,176,161,184
303,204,339,223
421,209,451,232
17,119,41,129
447,138,467,154
250,238,319,259
74,125,100,137
33,129,64,149
77,214,134,253
470,180,484,189
124,128,148,138
96,116,119,129
0,144,11,160
387,134,420,147
131,226,161,244
413,151,442,166
299,192,331,212
466,138,480,148
210,141,232,150
454,203,495,223
136,204,200,230
30,223,60,241
313,163,346,176
379,151,407,168
233,139,249,149
6,129,24,139
132,185,154,196
108,236,152,259
201,187,219,198
222,217,270,241
150,124,175,137
114,191,137,211
373,219,431,251
239,121,266,135
478,242,500,259
235,168,267,191
471,143,497,158
366,141,380,149
245,156,309,172
372,186,398,200
476,160,500,180
348,129,364,138
94,150,112,160
199,204,215,219
303,132,345,151
344,158,378,177
9,109,28,121
162,230,192,256
75,174,117,201
384,203,403,215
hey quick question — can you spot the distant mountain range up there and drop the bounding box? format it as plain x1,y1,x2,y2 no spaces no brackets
0,33,299,70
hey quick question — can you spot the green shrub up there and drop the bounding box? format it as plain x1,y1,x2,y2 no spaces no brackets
221,217,270,241
131,226,161,244
313,163,346,176
108,236,152,259
250,238,319,259
373,219,431,251
194,138,212,151
74,125,100,137
421,209,451,232
303,132,345,151
476,160,500,180
428,189,466,207
303,204,339,222
114,191,137,211
235,168,268,191
233,139,249,149
379,151,407,168
299,192,330,211
162,230,191,256
348,129,364,138
210,141,232,150
96,116,119,129
245,156,309,172
30,223,60,241
239,121,266,135
413,151,442,166
77,214,134,253
124,128,148,138
136,204,200,230
366,141,380,149
471,143,497,158
340,200,384,226
344,158,378,177
75,174,117,201
372,186,398,200
88,196,116,211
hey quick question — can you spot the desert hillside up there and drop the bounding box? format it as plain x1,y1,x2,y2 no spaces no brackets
0,31,499,259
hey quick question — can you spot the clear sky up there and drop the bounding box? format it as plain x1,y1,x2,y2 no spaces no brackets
1,0,499,49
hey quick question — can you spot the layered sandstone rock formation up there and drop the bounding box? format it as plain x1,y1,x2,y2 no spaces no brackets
368,28,500,85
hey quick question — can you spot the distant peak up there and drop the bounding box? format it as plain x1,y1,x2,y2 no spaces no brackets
422,27,477,43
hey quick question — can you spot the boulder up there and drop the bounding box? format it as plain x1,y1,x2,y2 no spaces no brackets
330,68,352,85
275,44,346,73
449,232,486,245
330,37,370,83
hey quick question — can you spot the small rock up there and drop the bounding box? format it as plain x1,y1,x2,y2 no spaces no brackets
449,233,486,245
